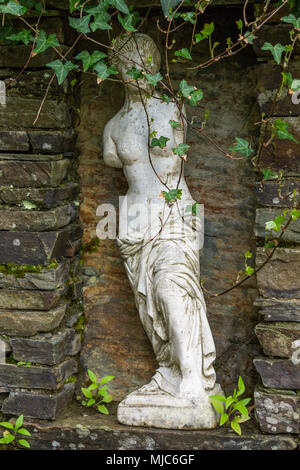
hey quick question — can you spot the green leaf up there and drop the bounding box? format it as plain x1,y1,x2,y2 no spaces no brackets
0,421,14,430
210,399,224,414
172,143,190,156
126,67,143,80
291,79,300,91
262,168,277,180
70,0,80,13
87,398,96,407
246,266,254,275
118,13,137,32
209,394,226,402
261,42,286,65
178,79,195,98
229,137,253,156
195,21,214,43
291,209,300,221
101,394,113,403
265,214,286,232
281,14,300,28
160,93,171,103
151,136,170,149
75,50,107,72
34,31,59,54
237,376,245,396
0,1,27,15
160,0,182,17
220,413,229,426
90,12,112,31
81,387,93,398
94,62,118,80
244,30,256,45
188,89,203,106
97,404,109,415
46,59,78,85
18,439,30,448
169,120,182,129
233,402,249,416
17,428,31,436
161,189,182,204
0,434,15,444
99,375,115,385
244,251,252,259
15,415,23,430
87,369,98,383
231,420,242,435
174,48,192,60
145,72,163,86
225,396,235,410
6,29,34,45
109,0,129,15
274,118,298,143
69,14,91,34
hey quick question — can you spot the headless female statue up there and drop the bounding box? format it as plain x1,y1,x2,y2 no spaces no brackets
103,33,222,429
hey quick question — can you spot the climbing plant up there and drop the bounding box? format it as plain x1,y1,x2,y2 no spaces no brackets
0,0,300,298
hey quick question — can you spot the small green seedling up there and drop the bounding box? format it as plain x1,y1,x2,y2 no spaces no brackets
77,369,115,415
209,376,251,435
0,414,31,449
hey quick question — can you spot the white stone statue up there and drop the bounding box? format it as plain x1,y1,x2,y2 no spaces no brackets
103,33,222,429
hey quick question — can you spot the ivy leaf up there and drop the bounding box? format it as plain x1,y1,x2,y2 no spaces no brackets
118,13,137,32
229,137,253,156
169,120,182,129
93,62,118,80
274,118,298,143
70,0,80,13
97,404,109,415
265,214,287,232
69,14,91,34
161,189,182,204
90,12,112,31
231,420,242,435
195,22,214,42
188,89,203,106
127,67,143,79
0,1,27,15
34,31,60,54
261,168,277,180
172,143,190,156
281,14,300,29
75,50,107,72
6,29,34,45
174,48,192,60
160,93,171,103
261,42,286,65
47,60,78,85
145,72,163,86
178,79,195,98
109,0,129,15
291,209,300,221
243,30,256,45
160,0,182,17
151,136,170,149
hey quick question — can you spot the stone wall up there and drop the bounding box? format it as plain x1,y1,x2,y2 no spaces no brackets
0,9,83,420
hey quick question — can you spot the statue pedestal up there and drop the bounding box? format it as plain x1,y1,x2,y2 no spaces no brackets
117,384,223,430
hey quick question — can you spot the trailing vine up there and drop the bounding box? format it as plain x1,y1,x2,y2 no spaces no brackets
1,0,300,298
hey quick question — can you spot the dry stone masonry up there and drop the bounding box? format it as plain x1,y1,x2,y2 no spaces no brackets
0,8,83,420
253,15,300,436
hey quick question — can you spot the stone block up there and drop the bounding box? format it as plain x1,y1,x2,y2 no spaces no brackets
258,117,300,175
0,287,65,311
0,159,70,188
254,387,300,434
255,322,300,358
28,129,77,154
256,247,300,298
10,328,81,366
0,359,77,391
0,301,67,336
254,297,300,322
1,383,75,420
253,25,300,57
0,97,71,129
0,131,29,151
0,183,80,210
6,70,65,98
254,357,300,390
256,62,300,116
0,261,70,291
0,223,82,265
255,208,300,242
256,180,300,208
0,44,69,69
0,203,78,231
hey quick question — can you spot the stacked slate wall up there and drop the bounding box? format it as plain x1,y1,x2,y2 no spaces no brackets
0,8,83,420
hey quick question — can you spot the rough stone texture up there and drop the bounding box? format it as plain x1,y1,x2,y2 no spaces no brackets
29,130,77,154
0,182,80,209
0,130,29,151
254,297,300,322
256,247,300,298
10,328,81,366
0,261,70,291
255,322,300,358
0,223,82,265
255,208,300,242
0,359,77,391
0,45,69,69
254,387,300,434
21,403,298,450
1,383,75,420
256,62,300,116
254,358,300,390
0,301,67,336
0,97,71,129
256,180,300,208
5,70,65,99
78,18,260,398
258,117,300,175
0,158,70,188
0,287,64,311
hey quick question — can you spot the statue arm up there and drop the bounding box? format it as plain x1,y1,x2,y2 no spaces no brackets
103,119,123,168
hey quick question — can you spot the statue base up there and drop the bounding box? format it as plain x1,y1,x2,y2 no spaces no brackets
117,383,223,430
